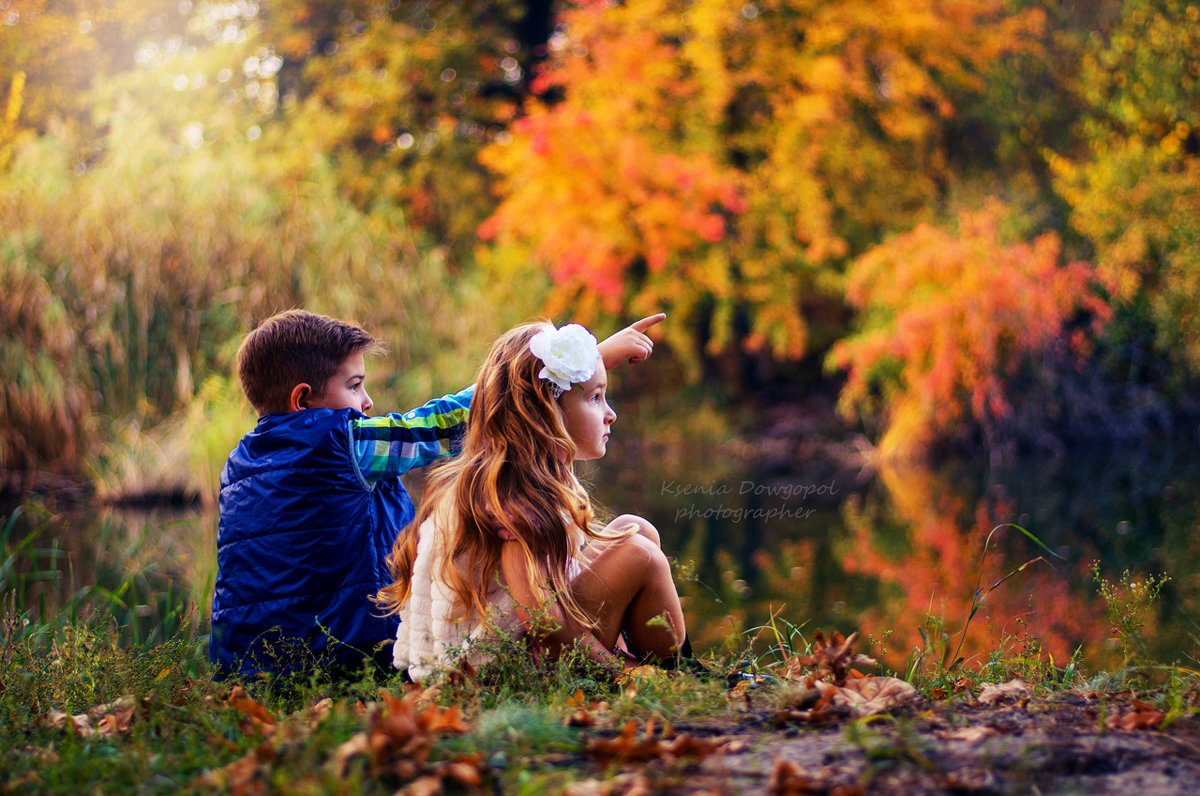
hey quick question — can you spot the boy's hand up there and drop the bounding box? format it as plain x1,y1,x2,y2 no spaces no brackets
598,313,666,369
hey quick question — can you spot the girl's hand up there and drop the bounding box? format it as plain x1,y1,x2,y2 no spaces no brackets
597,313,666,369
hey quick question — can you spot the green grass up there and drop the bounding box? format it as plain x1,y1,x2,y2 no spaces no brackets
6,504,1200,795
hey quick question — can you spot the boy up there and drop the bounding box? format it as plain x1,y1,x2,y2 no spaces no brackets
210,309,661,677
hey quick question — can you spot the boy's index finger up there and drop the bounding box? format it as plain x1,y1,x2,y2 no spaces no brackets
629,313,666,335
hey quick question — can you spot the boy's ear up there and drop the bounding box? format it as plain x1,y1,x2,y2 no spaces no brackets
289,383,313,412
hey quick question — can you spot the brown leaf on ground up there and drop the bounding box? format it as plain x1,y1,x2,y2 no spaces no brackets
309,697,333,722
439,755,484,787
564,689,609,727
226,686,275,736
977,679,1029,706
328,688,477,785
784,631,877,685
769,758,863,795
47,709,93,737
1106,700,1166,731
565,772,654,796
833,675,918,717
617,664,660,686
585,718,721,764
46,696,139,738
191,742,276,795
774,679,843,725
940,767,998,790
95,707,134,737
940,725,1000,742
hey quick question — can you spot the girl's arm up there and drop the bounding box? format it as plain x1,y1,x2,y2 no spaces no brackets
499,543,635,670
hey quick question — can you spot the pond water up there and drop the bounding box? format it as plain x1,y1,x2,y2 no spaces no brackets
5,421,1198,675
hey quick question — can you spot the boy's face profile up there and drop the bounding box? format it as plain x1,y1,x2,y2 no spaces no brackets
295,352,373,414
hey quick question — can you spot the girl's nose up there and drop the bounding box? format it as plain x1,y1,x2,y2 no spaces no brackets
362,390,374,413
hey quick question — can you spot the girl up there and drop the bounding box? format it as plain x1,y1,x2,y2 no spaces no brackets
375,321,687,681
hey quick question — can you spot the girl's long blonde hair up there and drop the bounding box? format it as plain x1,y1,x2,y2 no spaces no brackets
375,321,605,630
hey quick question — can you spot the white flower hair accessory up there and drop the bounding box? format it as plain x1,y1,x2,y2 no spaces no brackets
529,323,599,398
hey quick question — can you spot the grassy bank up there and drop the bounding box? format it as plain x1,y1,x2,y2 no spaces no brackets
4,503,1199,795
4,605,1200,795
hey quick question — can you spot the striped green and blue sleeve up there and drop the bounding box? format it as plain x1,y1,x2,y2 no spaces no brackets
350,385,473,482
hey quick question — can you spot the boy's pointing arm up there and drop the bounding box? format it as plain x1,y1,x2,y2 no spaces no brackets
597,313,666,369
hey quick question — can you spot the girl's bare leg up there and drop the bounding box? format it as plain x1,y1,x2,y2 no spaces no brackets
570,515,685,660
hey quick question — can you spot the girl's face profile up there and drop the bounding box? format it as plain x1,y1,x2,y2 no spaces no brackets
558,357,615,460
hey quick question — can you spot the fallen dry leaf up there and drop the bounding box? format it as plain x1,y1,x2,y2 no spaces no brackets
584,718,720,764
565,773,653,796
47,695,139,739
977,679,1029,706
940,725,1000,743
310,697,333,721
47,709,93,737
940,767,998,790
616,665,660,686
191,742,276,794
1106,699,1165,731
774,679,842,725
782,630,876,685
769,758,862,795
564,689,609,727
328,687,477,788
832,675,917,717
226,686,275,737
92,696,137,737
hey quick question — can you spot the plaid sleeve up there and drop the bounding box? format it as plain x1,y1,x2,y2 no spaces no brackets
351,385,473,482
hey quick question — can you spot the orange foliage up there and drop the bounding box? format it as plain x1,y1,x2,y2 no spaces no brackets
829,200,1110,449
481,0,1043,359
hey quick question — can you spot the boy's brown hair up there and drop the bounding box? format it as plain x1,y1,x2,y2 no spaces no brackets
236,309,383,415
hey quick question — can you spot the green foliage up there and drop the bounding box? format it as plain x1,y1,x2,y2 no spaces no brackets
1092,561,1170,668
272,0,527,263
1050,0,1200,387
1,20,506,485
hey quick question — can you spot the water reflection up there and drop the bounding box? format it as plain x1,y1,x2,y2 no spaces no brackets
5,426,1197,675
1,498,215,646
598,425,1200,674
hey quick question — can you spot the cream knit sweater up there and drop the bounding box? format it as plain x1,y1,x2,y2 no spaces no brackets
392,507,520,681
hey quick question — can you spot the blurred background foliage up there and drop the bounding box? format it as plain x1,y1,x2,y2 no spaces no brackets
1,0,1198,497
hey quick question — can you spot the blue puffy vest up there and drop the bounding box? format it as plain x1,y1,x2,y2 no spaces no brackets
210,408,409,676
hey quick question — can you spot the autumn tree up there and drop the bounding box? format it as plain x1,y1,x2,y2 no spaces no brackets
479,0,1045,367
0,2,505,485
1049,0,1200,390
244,0,535,263
0,0,189,149
827,200,1109,457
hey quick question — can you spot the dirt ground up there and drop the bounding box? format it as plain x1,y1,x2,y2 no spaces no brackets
573,690,1200,795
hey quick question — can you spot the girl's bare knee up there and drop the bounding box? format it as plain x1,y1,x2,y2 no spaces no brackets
609,513,660,547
